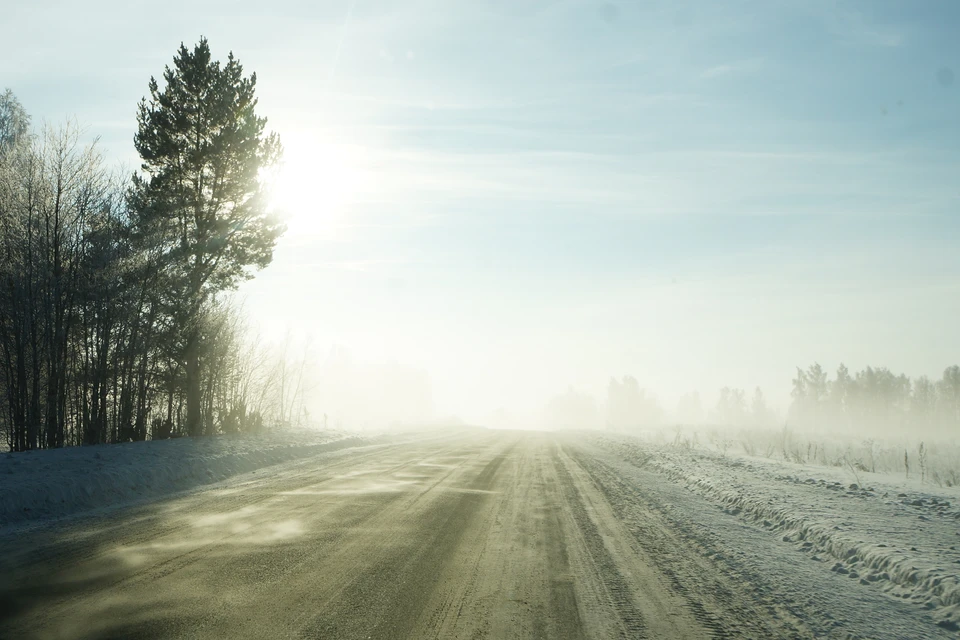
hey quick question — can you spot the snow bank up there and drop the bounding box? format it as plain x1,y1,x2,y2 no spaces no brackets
0,430,366,529
590,434,960,631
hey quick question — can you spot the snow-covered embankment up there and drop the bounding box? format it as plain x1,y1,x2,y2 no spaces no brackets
591,434,960,631
0,430,366,528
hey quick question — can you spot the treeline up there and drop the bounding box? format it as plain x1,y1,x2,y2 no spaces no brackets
789,363,960,436
674,363,960,435
0,40,293,451
544,377,779,431
548,363,960,436
604,377,779,430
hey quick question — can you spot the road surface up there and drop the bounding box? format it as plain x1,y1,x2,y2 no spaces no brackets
0,431,829,638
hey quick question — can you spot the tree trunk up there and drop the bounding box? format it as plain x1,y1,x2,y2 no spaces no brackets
185,329,202,437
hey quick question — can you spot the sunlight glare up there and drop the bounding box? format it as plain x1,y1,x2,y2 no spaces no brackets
267,136,365,237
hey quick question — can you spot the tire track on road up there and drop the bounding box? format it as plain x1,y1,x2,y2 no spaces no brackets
552,455,647,638
566,445,814,639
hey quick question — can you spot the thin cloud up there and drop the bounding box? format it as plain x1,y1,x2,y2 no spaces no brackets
817,4,905,48
700,58,765,79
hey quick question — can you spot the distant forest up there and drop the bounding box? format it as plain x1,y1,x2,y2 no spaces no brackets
548,363,960,438
0,40,303,452
786,363,960,437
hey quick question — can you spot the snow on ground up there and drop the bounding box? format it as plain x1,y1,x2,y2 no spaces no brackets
0,429,367,529
586,432,960,633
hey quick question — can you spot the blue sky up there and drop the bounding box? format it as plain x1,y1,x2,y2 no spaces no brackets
5,0,960,424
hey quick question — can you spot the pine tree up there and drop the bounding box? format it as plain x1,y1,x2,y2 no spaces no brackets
132,38,283,437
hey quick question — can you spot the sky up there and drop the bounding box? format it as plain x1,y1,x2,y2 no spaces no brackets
4,0,960,426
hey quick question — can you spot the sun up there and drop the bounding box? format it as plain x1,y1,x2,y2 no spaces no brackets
266,137,365,237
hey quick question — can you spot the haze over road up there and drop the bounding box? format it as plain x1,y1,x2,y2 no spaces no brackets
0,430,936,639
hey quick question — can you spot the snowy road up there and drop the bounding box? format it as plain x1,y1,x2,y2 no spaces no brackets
0,430,950,638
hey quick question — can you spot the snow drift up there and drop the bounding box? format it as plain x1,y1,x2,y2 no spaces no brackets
590,433,960,631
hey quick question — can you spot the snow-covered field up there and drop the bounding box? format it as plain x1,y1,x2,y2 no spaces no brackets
586,432,960,633
0,429,367,529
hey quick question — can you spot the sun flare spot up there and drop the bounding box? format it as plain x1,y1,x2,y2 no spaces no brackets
266,136,367,237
